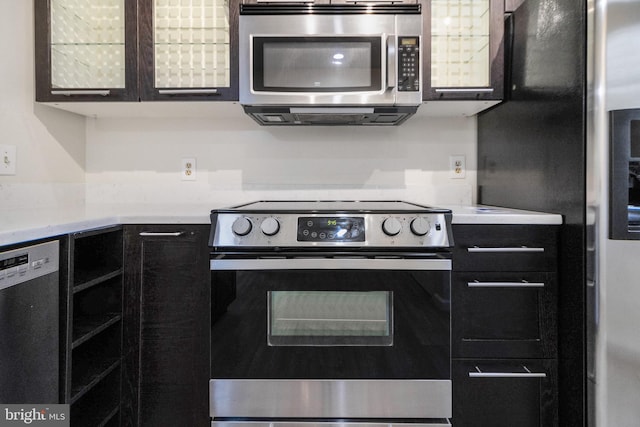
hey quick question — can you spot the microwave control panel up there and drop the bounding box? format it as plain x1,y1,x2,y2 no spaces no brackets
397,36,420,92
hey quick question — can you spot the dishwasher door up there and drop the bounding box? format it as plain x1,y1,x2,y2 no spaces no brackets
0,240,59,403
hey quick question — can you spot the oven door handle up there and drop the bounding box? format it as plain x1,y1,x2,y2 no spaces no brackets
210,257,451,271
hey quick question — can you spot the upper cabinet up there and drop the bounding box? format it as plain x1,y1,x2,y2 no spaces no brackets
424,0,504,101
35,0,139,102
34,0,239,103
138,0,238,100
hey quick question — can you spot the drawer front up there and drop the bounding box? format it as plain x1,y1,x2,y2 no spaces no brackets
452,225,559,272
452,272,557,358
453,359,558,427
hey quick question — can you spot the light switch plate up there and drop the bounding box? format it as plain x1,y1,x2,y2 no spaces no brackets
0,145,17,175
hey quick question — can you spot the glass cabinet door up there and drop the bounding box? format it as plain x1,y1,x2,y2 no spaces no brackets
35,0,138,101
424,0,504,100
139,0,238,100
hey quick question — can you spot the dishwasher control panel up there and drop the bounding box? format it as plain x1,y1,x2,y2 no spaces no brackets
0,240,59,290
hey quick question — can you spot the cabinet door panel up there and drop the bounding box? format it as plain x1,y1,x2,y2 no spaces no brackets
124,225,210,427
35,0,139,102
452,272,557,358
452,224,559,272
138,0,239,100
453,359,558,427
423,0,504,100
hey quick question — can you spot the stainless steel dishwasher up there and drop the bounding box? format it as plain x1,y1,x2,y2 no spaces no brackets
0,240,59,403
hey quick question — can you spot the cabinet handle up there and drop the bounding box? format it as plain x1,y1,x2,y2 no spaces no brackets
256,0,315,2
435,88,494,93
51,90,111,96
158,89,219,95
139,232,185,237
467,246,545,253
469,365,547,378
467,280,545,288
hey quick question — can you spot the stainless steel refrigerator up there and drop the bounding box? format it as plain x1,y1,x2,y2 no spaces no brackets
588,0,640,425
477,0,640,425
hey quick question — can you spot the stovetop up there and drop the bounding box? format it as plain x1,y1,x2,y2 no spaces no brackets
222,200,450,213
210,201,453,250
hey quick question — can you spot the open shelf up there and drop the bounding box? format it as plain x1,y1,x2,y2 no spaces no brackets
70,367,121,427
72,313,122,348
61,225,125,426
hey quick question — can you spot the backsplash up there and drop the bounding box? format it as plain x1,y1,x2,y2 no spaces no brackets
85,108,477,208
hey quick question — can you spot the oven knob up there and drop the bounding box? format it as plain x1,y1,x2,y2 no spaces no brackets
232,217,253,236
261,217,280,236
410,217,431,236
382,217,402,236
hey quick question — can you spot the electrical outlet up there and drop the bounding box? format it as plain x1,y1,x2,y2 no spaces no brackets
0,145,17,175
449,155,466,179
181,158,197,181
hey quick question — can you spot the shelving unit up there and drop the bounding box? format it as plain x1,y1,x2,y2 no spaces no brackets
60,225,124,427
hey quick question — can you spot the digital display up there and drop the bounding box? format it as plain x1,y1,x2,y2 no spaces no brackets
401,38,417,45
298,217,365,242
1,254,28,271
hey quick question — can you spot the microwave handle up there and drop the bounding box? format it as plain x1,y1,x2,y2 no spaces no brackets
387,35,396,89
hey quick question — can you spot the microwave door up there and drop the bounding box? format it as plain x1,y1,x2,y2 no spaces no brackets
245,35,393,106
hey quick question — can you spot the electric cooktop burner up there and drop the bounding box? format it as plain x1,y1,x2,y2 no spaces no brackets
209,200,453,250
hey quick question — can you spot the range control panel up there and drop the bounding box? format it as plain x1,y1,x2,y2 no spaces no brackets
297,217,365,242
397,36,420,92
211,212,451,249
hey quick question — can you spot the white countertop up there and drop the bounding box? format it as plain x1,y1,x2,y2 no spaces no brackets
444,205,563,225
0,203,562,247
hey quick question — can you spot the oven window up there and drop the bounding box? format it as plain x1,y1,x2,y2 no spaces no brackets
268,291,393,346
252,37,382,92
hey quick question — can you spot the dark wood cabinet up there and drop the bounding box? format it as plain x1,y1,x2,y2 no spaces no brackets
452,224,558,272
453,359,558,427
123,224,210,427
423,0,505,101
60,226,125,427
34,0,139,103
451,224,559,426
138,0,239,101
35,0,239,103
452,271,557,358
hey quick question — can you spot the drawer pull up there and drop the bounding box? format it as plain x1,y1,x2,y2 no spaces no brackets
51,90,111,96
467,280,545,288
469,365,547,378
468,246,545,253
139,232,185,237
158,89,219,95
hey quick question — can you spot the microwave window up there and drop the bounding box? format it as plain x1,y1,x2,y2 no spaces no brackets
253,37,382,92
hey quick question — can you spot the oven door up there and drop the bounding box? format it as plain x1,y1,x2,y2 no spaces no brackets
210,254,451,421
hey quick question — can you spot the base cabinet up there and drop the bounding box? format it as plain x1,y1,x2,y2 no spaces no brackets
453,359,558,427
123,224,210,427
451,224,559,427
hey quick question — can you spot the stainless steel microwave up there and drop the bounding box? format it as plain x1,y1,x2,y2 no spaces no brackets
239,2,423,125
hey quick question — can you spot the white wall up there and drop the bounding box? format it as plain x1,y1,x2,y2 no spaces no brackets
1,0,478,221
0,1,86,213
85,107,477,210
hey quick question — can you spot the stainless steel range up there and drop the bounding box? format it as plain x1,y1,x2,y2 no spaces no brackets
209,201,453,427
